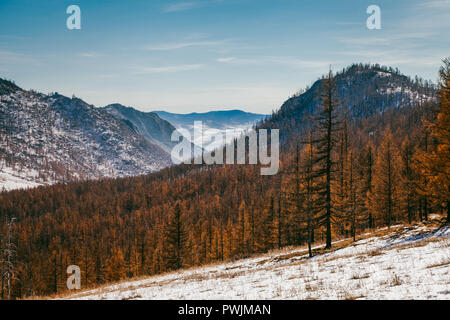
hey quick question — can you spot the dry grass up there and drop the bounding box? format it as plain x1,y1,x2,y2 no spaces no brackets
426,260,450,269
367,249,384,257
350,273,371,280
339,290,367,300
389,274,403,286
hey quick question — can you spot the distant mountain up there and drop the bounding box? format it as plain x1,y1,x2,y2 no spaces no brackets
0,79,172,190
155,110,267,151
155,110,266,130
102,104,178,156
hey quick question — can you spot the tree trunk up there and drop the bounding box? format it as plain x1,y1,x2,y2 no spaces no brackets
307,225,312,258
447,200,449,224
419,200,423,221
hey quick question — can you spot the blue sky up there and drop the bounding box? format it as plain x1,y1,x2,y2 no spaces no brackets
0,0,449,113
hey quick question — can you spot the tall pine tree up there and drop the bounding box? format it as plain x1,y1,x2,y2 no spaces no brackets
313,69,341,248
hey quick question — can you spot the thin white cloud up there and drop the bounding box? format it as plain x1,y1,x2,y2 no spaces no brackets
162,2,200,13
334,0,449,71
215,56,332,69
79,52,102,58
162,0,224,13
184,32,211,40
334,22,361,26
145,40,228,51
133,64,203,74
337,48,444,68
420,0,450,8
335,32,435,47
0,35,30,40
96,73,119,79
335,37,391,46
0,50,37,64
400,0,450,30
216,57,235,63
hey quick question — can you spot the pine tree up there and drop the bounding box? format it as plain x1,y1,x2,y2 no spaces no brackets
261,195,277,251
373,127,400,227
48,237,62,294
400,137,417,224
283,143,305,247
346,150,364,241
313,69,341,248
165,202,187,270
276,194,283,249
236,200,256,256
1,218,16,300
419,128,430,221
106,247,126,282
300,132,317,256
335,119,349,226
359,143,375,228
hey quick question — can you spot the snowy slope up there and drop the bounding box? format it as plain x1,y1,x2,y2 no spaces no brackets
64,221,449,300
0,164,44,191
0,78,172,190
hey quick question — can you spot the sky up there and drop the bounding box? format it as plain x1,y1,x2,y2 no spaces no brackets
0,0,449,114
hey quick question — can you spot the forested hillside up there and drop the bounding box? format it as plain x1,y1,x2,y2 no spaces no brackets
0,62,448,299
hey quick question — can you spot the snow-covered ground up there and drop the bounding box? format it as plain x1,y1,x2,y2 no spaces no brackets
0,165,44,191
65,222,449,300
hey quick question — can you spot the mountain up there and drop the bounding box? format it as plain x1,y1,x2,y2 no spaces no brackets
102,104,178,156
103,104,203,161
0,79,172,190
155,110,267,130
265,63,437,143
155,110,267,151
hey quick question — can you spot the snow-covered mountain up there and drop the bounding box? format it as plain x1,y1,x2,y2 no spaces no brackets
155,110,267,151
278,64,436,119
0,80,266,190
0,78,172,190
267,64,437,143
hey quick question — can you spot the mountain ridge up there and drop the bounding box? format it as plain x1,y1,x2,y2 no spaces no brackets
0,80,172,190
102,103,179,156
